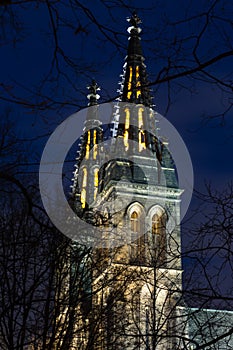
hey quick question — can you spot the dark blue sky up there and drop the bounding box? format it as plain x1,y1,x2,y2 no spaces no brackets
1,1,232,198
1,0,233,308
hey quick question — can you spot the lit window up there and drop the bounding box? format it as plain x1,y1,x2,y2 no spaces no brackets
86,144,90,159
82,167,87,188
125,108,130,129
93,129,97,144
130,210,144,263
81,189,86,208
86,131,91,159
127,66,133,99
94,168,98,187
124,130,129,149
152,213,160,234
93,144,98,159
87,130,91,144
136,66,141,98
151,212,166,264
131,211,139,233
138,107,144,128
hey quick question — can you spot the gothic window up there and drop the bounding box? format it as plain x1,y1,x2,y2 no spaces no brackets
130,209,145,264
138,107,144,129
138,107,146,152
127,66,133,99
93,129,97,144
93,168,98,187
81,167,87,208
85,131,90,159
136,66,141,98
151,211,166,266
82,167,87,188
124,107,130,150
125,107,130,129
152,213,161,235
131,211,139,233
93,168,99,199
80,189,86,208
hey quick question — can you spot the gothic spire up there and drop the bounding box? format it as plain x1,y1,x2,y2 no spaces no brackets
120,12,153,107
71,80,103,209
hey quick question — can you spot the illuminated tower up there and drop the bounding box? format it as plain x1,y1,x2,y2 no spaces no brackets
71,80,103,211
88,13,186,350
69,13,187,350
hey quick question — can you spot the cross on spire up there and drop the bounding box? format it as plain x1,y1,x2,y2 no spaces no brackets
127,12,142,28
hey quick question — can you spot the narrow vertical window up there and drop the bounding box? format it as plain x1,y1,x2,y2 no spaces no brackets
81,167,87,208
86,130,91,159
93,129,97,144
130,211,144,264
127,66,133,99
124,108,130,150
152,213,160,235
138,107,144,128
94,168,98,187
80,189,86,209
82,167,87,188
138,108,146,151
93,145,97,159
136,66,141,98
85,145,90,159
87,130,91,144
125,108,130,129
94,168,99,200
151,212,166,265
131,211,139,233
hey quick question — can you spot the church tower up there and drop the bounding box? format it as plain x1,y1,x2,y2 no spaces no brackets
69,13,188,350
71,79,103,211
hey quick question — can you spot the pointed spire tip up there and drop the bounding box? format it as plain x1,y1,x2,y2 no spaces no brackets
127,12,142,28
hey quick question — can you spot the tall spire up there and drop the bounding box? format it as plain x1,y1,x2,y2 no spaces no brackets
120,12,153,107
71,80,103,210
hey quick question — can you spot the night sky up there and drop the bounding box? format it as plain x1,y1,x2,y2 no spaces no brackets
1,1,233,305
1,1,232,191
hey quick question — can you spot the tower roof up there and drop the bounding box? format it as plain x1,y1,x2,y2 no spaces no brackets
120,12,153,107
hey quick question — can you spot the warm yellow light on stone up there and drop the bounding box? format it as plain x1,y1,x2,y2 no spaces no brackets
94,168,99,187
138,107,144,128
85,145,90,159
93,129,97,144
81,189,86,208
93,144,97,159
82,167,87,187
124,130,129,149
136,66,141,98
125,107,130,129
127,66,133,99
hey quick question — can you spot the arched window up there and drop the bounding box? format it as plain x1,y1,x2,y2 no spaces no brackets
93,168,99,199
80,189,86,209
151,211,166,265
152,213,162,235
130,210,144,264
131,211,139,233
82,167,87,188
81,167,87,208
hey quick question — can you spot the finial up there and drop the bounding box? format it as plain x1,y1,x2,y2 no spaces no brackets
87,79,100,106
127,12,142,28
